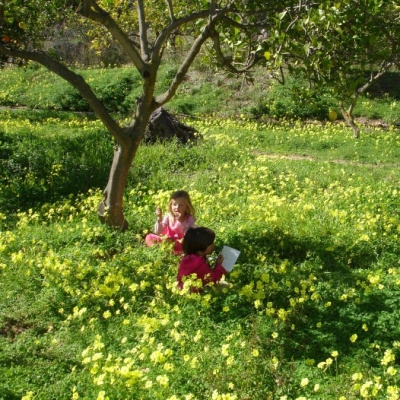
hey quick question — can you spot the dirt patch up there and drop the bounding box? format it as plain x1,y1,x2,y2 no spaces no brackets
254,151,398,168
0,318,31,339
355,117,390,129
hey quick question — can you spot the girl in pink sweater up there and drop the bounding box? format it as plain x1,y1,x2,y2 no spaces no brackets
145,190,196,254
177,227,227,292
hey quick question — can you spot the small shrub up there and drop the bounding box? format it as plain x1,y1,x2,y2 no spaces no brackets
250,76,338,120
0,110,113,213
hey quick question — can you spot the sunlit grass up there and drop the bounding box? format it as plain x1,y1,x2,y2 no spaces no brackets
1,114,400,399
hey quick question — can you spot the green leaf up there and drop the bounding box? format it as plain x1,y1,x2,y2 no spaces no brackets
278,10,287,20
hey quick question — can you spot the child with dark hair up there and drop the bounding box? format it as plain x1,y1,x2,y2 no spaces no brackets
145,190,196,254
177,227,227,292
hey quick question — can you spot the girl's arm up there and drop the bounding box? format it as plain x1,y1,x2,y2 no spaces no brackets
216,253,224,266
208,259,227,284
181,214,196,233
154,209,168,234
187,214,196,227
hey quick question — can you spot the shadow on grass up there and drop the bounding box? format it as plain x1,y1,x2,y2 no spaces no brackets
367,71,400,100
0,120,112,216
212,227,400,362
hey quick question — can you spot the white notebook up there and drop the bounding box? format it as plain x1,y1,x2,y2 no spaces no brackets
220,245,240,272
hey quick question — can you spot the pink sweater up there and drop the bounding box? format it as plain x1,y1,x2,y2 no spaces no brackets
155,214,195,240
177,254,227,291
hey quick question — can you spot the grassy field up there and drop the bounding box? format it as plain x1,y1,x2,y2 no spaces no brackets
1,107,400,399
1,64,400,124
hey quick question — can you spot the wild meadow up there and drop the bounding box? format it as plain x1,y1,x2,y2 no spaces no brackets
1,107,400,400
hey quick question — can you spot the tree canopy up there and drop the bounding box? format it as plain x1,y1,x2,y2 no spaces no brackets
1,0,399,229
0,0,283,229
262,0,400,137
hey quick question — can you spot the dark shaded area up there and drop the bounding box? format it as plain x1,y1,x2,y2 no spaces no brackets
0,112,114,215
144,108,201,144
209,226,400,363
0,108,201,217
0,318,35,340
366,71,400,99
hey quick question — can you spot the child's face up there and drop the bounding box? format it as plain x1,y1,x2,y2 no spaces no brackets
204,243,215,255
170,197,188,219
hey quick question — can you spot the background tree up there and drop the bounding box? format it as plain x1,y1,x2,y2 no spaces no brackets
0,0,281,230
263,0,400,137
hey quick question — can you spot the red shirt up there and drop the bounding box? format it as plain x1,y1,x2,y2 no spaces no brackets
177,254,227,291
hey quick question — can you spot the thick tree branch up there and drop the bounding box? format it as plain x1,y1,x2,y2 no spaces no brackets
154,11,225,106
356,62,392,96
338,62,391,140
153,30,210,105
208,12,263,73
339,100,359,138
165,0,175,21
210,0,216,13
0,45,127,145
154,3,261,105
152,10,210,60
80,0,149,77
137,0,150,60
210,27,256,74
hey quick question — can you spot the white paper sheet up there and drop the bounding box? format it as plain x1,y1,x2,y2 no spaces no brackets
220,245,240,272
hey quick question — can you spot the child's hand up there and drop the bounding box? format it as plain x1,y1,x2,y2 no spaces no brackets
216,253,224,266
155,207,163,221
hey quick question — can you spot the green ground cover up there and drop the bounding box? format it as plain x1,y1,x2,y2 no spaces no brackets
1,65,400,124
1,108,400,399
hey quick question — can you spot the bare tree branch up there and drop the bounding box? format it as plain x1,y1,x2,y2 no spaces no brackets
137,0,150,61
165,0,175,21
209,15,258,74
357,61,392,96
210,0,216,13
210,30,254,73
154,11,227,106
154,3,261,103
80,0,148,76
0,45,128,145
152,10,210,60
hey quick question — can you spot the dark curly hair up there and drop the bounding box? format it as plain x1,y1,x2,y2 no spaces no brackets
182,227,215,255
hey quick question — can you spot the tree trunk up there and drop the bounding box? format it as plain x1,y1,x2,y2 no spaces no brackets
144,108,200,143
97,110,150,232
339,100,360,139
97,108,200,231
97,143,135,232
1,0,255,233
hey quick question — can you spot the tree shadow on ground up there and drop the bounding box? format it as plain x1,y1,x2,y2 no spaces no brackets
367,71,400,100
213,227,400,362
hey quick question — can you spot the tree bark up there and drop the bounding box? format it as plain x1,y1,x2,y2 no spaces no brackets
97,92,154,231
144,108,200,144
98,145,134,232
338,64,391,139
339,100,360,139
0,0,246,231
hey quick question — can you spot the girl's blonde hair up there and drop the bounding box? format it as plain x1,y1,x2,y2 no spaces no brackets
168,190,195,217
